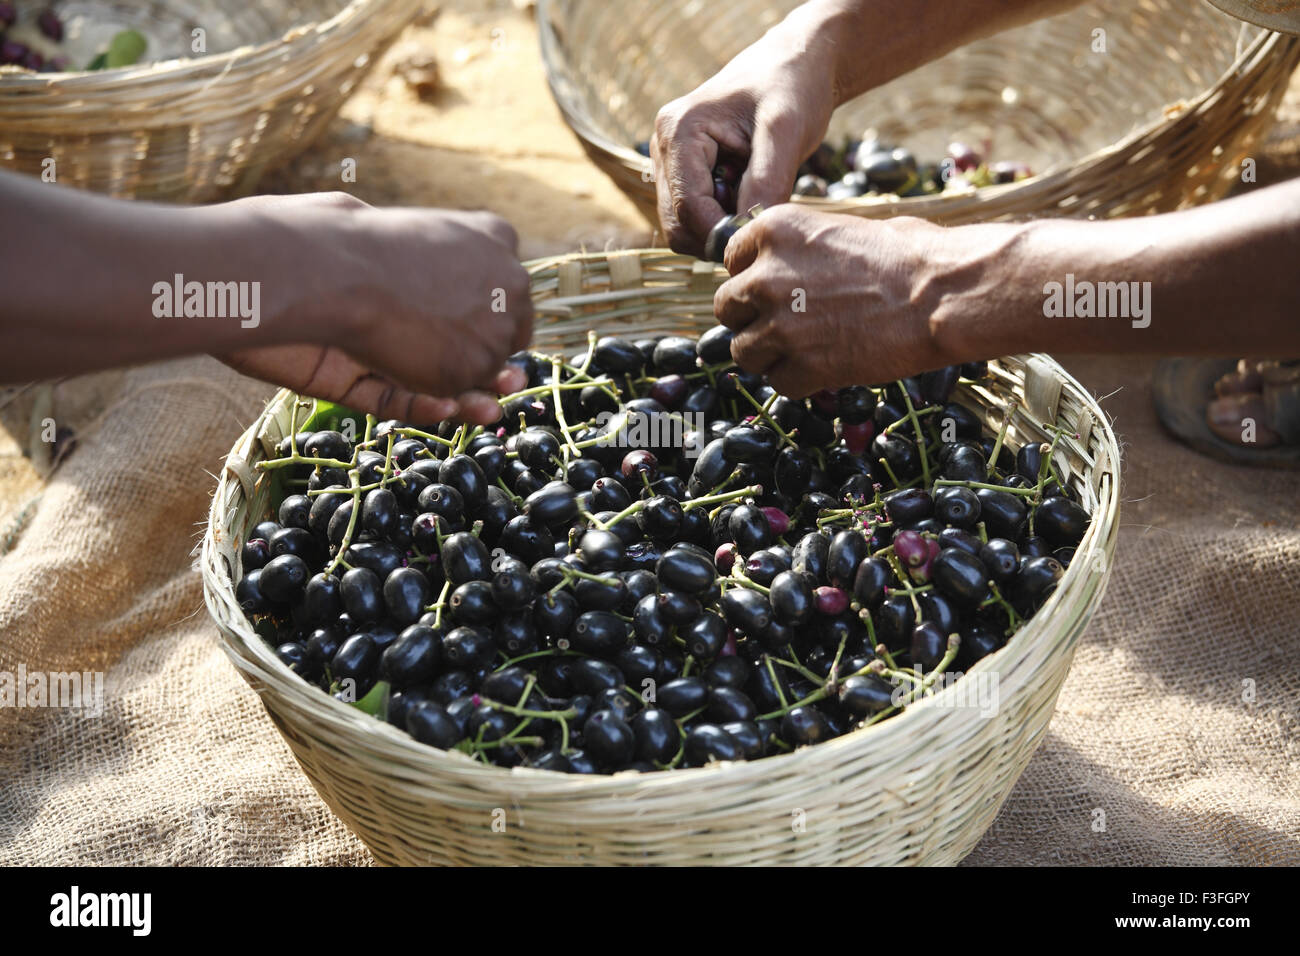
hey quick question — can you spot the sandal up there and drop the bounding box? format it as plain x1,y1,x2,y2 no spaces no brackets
1152,358,1300,469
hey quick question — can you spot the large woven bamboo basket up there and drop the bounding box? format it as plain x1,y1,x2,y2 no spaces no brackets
203,250,1122,866
0,0,423,202
538,0,1300,224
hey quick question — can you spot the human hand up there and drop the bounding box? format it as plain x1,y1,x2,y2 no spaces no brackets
714,205,958,397
215,193,533,425
651,12,838,257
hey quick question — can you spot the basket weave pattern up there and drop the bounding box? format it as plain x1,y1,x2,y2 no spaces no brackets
0,0,422,202
538,0,1300,224
202,250,1121,866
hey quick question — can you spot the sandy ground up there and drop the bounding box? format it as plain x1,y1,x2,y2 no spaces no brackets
2,0,1299,528
260,0,653,259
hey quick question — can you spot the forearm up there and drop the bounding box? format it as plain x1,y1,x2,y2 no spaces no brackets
0,171,320,382
929,178,1300,360
785,0,1086,106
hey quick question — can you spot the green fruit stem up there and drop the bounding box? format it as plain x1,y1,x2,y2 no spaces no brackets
983,582,1022,634
594,483,759,532
932,478,1038,497
882,405,942,436
550,357,584,461
770,654,825,685
483,699,580,721
461,735,546,754
764,655,791,710
725,568,770,595
882,551,923,620
495,647,579,671
425,579,452,628
986,410,1012,474
393,425,455,448
863,635,962,727
897,382,933,488
495,477,524,506
731,379,797,446
876,454,903,489
324,461,365,574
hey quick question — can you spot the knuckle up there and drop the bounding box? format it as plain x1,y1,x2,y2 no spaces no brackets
762,208,798,240
729,335,748,367
654,101,684,139
314,190,366,210
748,216,777,247
769,318,793,348
748,267,777,303
712,284,730,315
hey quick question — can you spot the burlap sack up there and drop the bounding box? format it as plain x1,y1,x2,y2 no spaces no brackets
0,353,1296,865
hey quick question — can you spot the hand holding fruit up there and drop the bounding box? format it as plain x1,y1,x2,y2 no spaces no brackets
213,193,535,425
1,175,533,425
651,7,838,256
714,205,953,398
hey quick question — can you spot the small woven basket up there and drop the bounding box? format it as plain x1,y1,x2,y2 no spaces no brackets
538,0,1300,224
0,0,423,202
203,250,1121,866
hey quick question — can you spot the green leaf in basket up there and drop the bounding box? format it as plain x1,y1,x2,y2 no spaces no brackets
301,398,365,438
266,462,289,521
85,52,108,71
351,679,391,718
263,399,364,519
106,29,148,68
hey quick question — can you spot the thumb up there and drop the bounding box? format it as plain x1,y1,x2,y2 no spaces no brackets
736,111,803,213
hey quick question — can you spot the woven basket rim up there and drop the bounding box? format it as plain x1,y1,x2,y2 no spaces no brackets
0,0,376,88
203,250,1122,798
535,0,1286,214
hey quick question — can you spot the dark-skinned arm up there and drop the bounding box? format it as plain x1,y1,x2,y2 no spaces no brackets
0,170,533,423
651,0,1085,254
712,177,1300,397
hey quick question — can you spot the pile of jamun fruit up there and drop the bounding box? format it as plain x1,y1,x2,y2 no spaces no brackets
635,134,1032,207
236,327,1088,774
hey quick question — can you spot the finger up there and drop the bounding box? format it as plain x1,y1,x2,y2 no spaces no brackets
337,372,458,425
409,395,461,425
736,111,802,214
729,313,784,376
714,276,761,331
494,365,528,396
455,390,507,426
655,129,725,257
721,218,763,277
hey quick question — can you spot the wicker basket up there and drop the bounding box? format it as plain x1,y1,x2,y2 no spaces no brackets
0,0,423,202
538,0,1300,224
203,249,1121,866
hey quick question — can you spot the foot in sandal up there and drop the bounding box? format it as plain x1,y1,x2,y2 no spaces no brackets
1206,360,1300,447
